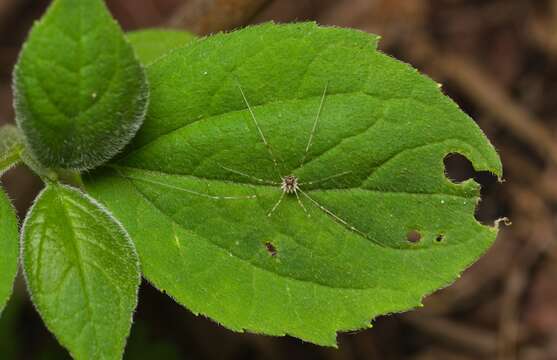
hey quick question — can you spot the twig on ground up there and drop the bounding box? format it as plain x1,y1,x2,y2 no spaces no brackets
0,0,19,26
497,184,557,359
404,314,498,357
167,0,272,35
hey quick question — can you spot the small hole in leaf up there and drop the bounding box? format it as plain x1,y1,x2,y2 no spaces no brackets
444,153,475,183
436,234,445,243
407,230,421,243
265,242,277,257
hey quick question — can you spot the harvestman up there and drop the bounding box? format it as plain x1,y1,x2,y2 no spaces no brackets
218,82,369,238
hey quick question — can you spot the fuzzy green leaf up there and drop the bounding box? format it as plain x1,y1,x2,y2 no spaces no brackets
0,125,24,175
22,183,140,359
85,23,502,346
127,29,195,65
13,0,148,170
0,186,18,315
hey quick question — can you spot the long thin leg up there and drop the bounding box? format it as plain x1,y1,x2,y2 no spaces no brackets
122,174,257,201
294,191,310,217
237,83,283,178
300,82,329,167
300,171,351,186
218,164,280,185
267,192,285,217
299,189,369,238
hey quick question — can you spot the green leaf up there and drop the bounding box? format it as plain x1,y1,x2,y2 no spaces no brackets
85,22,503,346
0,186,18,315
13,0,148,170
127,29,195,65
22,183,140,359
0,125,24,175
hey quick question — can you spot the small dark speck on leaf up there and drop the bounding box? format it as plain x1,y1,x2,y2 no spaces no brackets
436,234,445,243
265,242,277,257
407,230,422,243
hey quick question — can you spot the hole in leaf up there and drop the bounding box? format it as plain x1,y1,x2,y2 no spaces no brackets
443,153,505,226
444,153,476,183
264,242,278,257
406,230,422,243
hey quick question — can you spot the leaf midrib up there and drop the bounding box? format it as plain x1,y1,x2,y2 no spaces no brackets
115,165,472,201
55,186,99,356
114,136,477,200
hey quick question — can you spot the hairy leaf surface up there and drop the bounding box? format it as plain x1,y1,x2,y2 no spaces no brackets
13,0,148,170
0,125,23,174
127,29,195,65
0,187,18,315
85,23,502,346
22,183,140,359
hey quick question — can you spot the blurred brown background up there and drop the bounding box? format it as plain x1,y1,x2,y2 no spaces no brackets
0,0,556,359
